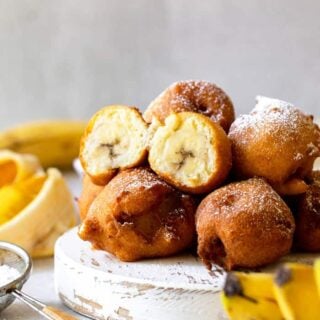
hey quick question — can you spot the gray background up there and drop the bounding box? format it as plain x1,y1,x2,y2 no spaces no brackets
0,0,319,128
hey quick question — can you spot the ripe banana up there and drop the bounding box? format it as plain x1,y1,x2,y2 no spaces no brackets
0,120,86,169
221,272,283,320
273,263,320,320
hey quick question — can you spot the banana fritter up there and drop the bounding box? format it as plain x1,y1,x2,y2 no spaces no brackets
143,80,235,132
79,167,196,261
228,97,320,195
196,178,295,270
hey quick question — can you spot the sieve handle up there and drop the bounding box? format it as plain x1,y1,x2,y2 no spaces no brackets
11,289,78,320
43,306,78,320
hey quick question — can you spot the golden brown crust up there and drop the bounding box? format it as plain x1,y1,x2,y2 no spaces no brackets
148,112,232,194
196,178,295,270
78,167,196,261
86,169,116,186
80,105,148,185
143,80,235,132
272,178,309,196
78,174,105,220
294,171,320,251
228,103,320,186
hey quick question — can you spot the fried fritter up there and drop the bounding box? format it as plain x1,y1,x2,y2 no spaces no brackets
79,167,196,261
228,97,320,195
196,178,295,270
144,80,235,132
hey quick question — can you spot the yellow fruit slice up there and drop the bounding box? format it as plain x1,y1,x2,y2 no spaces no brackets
273,263,320,320
0,174,46,225
0,150,42,187
0,168,77,257
221,272,283,320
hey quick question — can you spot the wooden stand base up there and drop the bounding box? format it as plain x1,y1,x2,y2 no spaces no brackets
54,227,227,320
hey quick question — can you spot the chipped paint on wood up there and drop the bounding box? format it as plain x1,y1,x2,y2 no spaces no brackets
74,293,103,310
116,307,133,320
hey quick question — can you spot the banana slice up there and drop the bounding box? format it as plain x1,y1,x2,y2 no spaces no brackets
80,105,148,185
148,112,232,194
0,150,42,187
0,168,77,257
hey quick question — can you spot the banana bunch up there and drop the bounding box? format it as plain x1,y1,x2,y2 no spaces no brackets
0,120,86,169
0,150,77,257
221,261,320,320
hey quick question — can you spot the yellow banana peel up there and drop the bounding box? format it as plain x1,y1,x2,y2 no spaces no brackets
315,259,320,298
273,263,320,320
221,272,283,320
222,261,320,320
0,168,77,257
0,150,77,257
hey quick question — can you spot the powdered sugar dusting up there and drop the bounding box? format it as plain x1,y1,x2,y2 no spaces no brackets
146,80,234,131
204,178,294,236
310,171,320,188
305,192,320,214
255,95,294,110
293,153,303,161
229,97,320,166
170,80,231,123
111,167,171,193
307,142,319,156
303,172,320,215
0,264,21,287
233,104,308,141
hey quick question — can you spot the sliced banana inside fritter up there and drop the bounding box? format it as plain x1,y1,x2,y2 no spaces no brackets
149,112,232,194
80,105,148,185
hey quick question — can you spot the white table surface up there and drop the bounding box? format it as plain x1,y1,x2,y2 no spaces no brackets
1,172,88,320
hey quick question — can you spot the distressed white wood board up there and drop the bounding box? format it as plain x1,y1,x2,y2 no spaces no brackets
54,227,227,320
54,228,320,320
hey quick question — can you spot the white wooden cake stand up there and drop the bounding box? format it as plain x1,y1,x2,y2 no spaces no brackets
55,227,318,320
54,227,227,320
